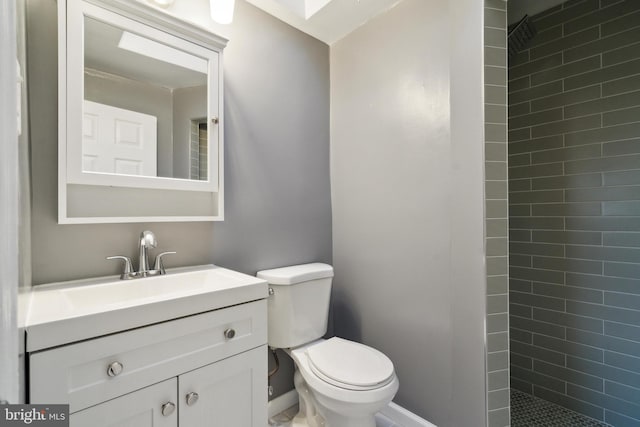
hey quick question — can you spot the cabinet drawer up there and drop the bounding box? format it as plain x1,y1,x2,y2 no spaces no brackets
30,300,266,413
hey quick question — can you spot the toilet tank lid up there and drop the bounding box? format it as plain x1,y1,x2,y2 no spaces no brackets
257,263,334,285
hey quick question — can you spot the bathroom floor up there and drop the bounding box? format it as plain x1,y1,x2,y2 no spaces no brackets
511,389,610,427
269,405,400,427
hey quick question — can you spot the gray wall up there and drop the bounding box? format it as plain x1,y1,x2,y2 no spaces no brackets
484,1,510,426
27,0,330,399
331,0,486,425
508,0,640,424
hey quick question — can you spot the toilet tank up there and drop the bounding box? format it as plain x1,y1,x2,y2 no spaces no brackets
257,263,334,349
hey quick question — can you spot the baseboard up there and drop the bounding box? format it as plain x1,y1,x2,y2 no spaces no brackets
269,391,436,427
378,401,437,427
268,389,299,418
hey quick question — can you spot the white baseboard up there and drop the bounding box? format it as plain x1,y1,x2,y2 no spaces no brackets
379,402,437,427
269,391,436,427
268,389,299,418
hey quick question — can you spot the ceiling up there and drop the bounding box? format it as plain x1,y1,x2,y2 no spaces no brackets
244,0,402,45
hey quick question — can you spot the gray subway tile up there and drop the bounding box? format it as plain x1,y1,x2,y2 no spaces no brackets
568,327,640,359
509,162,563,179
488,388,510,411
511,378,533,394
603,232,640,248
533,307,603,333
487,236,508,255
568,383,640,420
509,178,531,192
566,0,640,35
564,26,640,64
488,256,508,275
508,75,529,93
536,334,604,363
510,190,564,204
485,27,506,49
565,58,640,91
488,294,508,314
605,381,640,410
511,352,533,369
487,313,509,333
510,278,532,292
604,201,640,215
565,154,640,174
534,359,604,391
510,53,563,81
604,41,640,67
531,114,601,139
604,351,640,375
566,186,640,202
604,291,640,311
568,299,640,325
487,350,509,372
510,254,532,267
531,85,600,113
509,152,531,167
509,101,530,117
511,291,566,313
604,171,640,186
567,244,640,263
532,202,601,216
509,80,563,104
566,123,640,146
531,144,601,165
602,8,640,37
510,365,566,392
485,8,506,29
488,200,508,219
486,161,508,180
512,317,567,342
486,66,507,87
605,410,640,427
484,0,506,11
486,84,507,105
511,303,533,319
488,408,510,427
509,135,564,155
532,256,603,275
603,74,640,97
511,327,534,344
486,142,507,162
530,26,599,61
510,241,564,257
510,229,532,242
567,272,640,295
486,180,508,199
603,139,640,156
532,55,601,87
533,282,603,304
565,90,640,118
509,204,530,217
486,46,507,67
510,217,564,230
509,108,563,130
488,275,508,295
534,386,605,421
567,217,640,231
486,124,507,142
488,331,509,352
508,128,530,143
529,25,563,48
605,261,640,279
604,105,640,127
486,104,507,125
605,321,640,342
532,230,602,245
487,218,509,237
488,369,509,390
533,0,599,31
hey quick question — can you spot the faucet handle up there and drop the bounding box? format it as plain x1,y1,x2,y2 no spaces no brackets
107,256,136,280
153,252,176,275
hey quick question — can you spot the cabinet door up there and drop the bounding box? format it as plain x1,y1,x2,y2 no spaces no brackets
179,346,267,427
70,378,177,427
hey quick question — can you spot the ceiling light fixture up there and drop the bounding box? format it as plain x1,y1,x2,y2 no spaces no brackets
210,0,235,24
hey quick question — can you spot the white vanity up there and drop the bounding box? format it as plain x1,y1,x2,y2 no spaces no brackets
20,266,269,426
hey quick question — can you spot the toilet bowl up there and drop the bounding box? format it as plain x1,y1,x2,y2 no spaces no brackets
257,263,399,427
288,338,399,427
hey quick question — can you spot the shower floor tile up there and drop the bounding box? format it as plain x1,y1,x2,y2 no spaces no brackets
511,389,610,427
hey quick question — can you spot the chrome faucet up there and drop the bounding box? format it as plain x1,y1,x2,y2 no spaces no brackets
138,230,157,274
107,231,176,280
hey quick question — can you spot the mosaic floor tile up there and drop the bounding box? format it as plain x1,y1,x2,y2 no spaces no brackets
511,389,610,427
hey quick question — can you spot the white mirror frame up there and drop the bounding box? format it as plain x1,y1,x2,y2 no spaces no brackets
58,0,228,223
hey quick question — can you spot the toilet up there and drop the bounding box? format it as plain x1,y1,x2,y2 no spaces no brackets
257,263,399,427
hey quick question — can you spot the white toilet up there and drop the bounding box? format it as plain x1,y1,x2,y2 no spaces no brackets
257,263,399,427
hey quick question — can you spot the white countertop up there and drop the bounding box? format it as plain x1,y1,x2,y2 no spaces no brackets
20,265,268,352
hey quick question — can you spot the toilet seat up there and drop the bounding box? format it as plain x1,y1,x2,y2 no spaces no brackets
306,337,395,391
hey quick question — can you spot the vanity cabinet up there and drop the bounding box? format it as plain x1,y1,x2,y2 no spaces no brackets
28,300,268,426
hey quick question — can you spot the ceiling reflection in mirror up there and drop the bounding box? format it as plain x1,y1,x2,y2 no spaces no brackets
83,17,209,181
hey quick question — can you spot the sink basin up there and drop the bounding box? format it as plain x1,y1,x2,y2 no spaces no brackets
21,265,268,351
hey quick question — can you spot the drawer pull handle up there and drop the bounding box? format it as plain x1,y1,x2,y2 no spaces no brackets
224,328,236,339
186,392,199,406
106,361,123,377
161,402,176,417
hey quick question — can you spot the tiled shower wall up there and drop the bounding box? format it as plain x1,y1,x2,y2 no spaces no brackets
485,1,510,426
508,0,640,424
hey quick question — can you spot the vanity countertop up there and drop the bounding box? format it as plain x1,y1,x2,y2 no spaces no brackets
19,265,268,352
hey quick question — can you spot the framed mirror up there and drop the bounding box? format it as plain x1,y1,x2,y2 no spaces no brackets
58,0,227,223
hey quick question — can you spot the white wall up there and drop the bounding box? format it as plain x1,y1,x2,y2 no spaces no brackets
330,0,486,425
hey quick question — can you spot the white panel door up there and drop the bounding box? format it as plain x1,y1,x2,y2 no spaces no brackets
179,346,267,427
82,100,157,176
70,378,177,427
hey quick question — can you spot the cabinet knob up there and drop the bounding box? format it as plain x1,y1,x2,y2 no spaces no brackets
185,392,199,406
161,402,176,417
106,361,123,377
224,328,236,339
211,116,219,125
